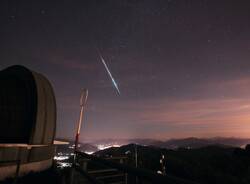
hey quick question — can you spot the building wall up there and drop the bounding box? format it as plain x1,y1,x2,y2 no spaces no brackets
0,144,55,180
0,158,53,180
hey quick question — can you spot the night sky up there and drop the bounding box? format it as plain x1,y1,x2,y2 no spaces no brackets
1,0,250,141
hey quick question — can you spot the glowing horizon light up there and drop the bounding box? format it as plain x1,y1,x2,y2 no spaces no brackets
97,144,122,150
84,151,94,155
57,162,72,168
54,156,69,161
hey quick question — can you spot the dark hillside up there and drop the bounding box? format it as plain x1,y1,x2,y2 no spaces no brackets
95,144,250,184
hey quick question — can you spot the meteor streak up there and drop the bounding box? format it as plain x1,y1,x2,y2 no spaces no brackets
98,52,121,95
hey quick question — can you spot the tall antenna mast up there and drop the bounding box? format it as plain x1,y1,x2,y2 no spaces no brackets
74,89,88,153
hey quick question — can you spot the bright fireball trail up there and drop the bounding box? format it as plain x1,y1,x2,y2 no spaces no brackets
98,52,121,95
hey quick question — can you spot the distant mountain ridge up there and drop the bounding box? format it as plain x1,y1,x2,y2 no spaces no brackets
56,137,250,151
89,137,250,150
55,139,98,154
155,137,250,149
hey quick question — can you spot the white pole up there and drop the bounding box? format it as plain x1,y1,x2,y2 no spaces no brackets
71,89,88,184
74,89,88,153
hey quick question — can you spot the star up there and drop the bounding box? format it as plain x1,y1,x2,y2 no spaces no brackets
41,9,46,15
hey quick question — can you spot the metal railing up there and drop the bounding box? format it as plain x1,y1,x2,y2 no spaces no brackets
73,151,198,184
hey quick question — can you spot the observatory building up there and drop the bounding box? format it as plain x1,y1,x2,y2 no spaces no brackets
0,65,56,180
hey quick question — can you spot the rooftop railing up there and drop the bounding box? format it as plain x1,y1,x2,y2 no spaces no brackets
73,151,198,184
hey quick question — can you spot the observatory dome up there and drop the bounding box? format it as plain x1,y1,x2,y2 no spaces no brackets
0,65,57,180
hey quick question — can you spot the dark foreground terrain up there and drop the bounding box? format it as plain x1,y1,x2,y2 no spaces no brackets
95,144,250,184
2,144,250,184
